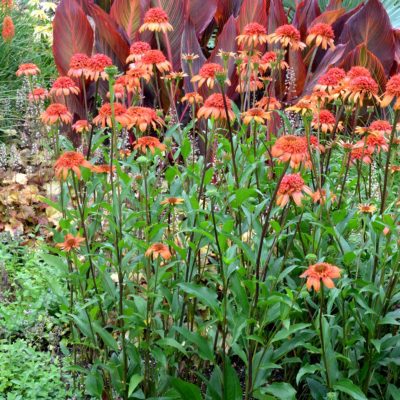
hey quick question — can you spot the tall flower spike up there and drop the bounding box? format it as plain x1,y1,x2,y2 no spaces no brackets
2,16,14,42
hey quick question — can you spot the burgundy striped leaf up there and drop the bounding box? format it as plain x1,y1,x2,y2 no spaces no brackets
188,0,218,37
268,0,287,34
393,29,400,73
338,0,395,74
53,0,94,75
110,0,148,42
215,0,242,26
236,0,267,34
87,2,130,68
310,8,345,27
293,0,321,38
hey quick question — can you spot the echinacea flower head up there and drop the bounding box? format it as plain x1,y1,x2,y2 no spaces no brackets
2,16,14,42
56,233,85,252
16,63,40,77
358,203,377,214
312,109,343,133
236,74,263,93
181,92,203,105
286,97,315,114
41,103,72,125
54,151,92,180
141,49,171,73
191,63,225,89
276,173,313,207
28,87,48,102
85,54,113,81
236,22,268,47
160,197,184,206
91,164,116,174
271,135,309,168
182,53,200,62
93,103,131,128
365,132,389,153
315,67,346,93
267,24,306,50
306,23,335,50
311,189,336,204
300,262,341,291
68,53,90,78
127,106,164,132
50,76,80,97
345,76,379,106
256,96,281,111
307,135,325,153
242,107,270,124
126,64,152,90
133,136,166,154
346,66,371,80
197,93,235,121
126,41,152,63
381,74,400,109
260,51,288,71
145,242,172,260
350,144,373,164
139,7,173,33
72,119,91,133
369,120,392,134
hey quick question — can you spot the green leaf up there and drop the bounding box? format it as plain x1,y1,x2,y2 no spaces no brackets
85,370,104,398
92,324,119,352
128,374,143,396
296,364,320,385
333,379,368,400
271,323,311,343
263,382,296,400
223,359,242,400
178,283,219,315
170,378,203,400
157,338,188,356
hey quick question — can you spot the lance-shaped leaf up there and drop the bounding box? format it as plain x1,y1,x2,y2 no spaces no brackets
393,29,400,73
311,8,345,27
181,20,206,93
87,2,130,68
293,0,321,38
53,0,94,75
110,0,148,42
338,0,395,74
340,44,387,91
268,0,288,34
188,0,218,37
215,0,242,26
236,0,267,35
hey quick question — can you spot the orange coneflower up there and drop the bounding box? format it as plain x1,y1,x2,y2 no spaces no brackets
107,76,127,100
93,103,131,128
369,120,392,135
191,63,225,89
127,106,164,132
56,233,85,252
91,164,116,174
311,109,343,134
242,107,270,124
236,22,268,47
306,135,325,153
259,51,288,72
346,66,371,80
236,74,264,93
41,103,73,125
50,76,80,97
126,64,152,90
139,7,173,33
181,92,203,105
358,203,377,214
182,53,200,62
68,53,90,79
276,173,313,207
344,76,379,106
85,54,113,81
300,262,341,291
286,97,316,115
16,63,40,77
126,41,152,63
267,24,306,50
314,67,346,93
160,197,184,205
381,74,400,109
271,135,309,168
197,93,235,121
349,145,373,164
145,242,172,260
256,96,281,111
2,16,14,42
311,189,336,205
54,151,92,180
365,132,389,153
72,119,91,133
306,23,335,50
28,87,48,102
134,136,166,154
141,49,171,73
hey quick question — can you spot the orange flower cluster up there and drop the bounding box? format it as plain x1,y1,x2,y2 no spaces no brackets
2,16,14,42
